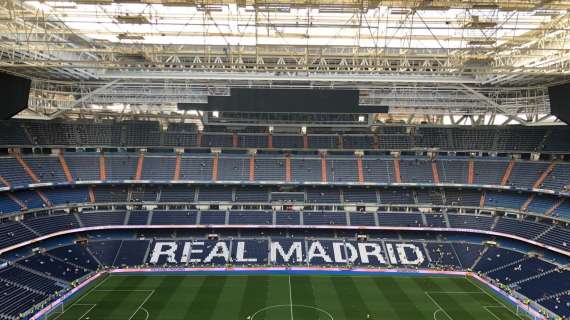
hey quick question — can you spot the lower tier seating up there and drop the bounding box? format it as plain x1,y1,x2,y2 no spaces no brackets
2,235,568,319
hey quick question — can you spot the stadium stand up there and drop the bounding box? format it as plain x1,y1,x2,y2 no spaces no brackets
5,3,570,318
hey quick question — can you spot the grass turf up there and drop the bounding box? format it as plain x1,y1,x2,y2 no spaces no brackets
47,274,529,320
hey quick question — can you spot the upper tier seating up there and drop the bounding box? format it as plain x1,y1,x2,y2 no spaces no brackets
0,194,22,215
291,157,322,182
0,157,34,187
151,210,197,225
255,156,286,181
42,188,89,206
239,134,268,148
509,161,550,189
142,155,176,181
484,191,528,210
24,213,79,235
542,163,570,191
228,211,272,225
343,135,373,149
447,214,494,230
399,157,434,183
24,156,67,184
444,189,481,207
163,123,198,147
65,154,100,181
3,120,570,153
272,135,304,149
493,217,550,239
473,158,509,186
218,155,250,181
179,156,213,180
343,189,377,203
0,153,569,194
327,157,359,183
159,186,195,203
362,157,394,183
105,155,138,180
526,195,558,215
437,158,469,184
553,200,570,219
201,133,232,147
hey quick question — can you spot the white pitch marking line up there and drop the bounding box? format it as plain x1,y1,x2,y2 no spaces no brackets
426,292,483,294
425,292,454,320
51,275,112,320
51,304,96,320
483,306,504,320
433,309,445,320
467,278,525,320
288,275,294,320
127,290,155,320
140,307,150,320
93,289,155,292
250,304,334,320
75,275,112,304
77,304,97,320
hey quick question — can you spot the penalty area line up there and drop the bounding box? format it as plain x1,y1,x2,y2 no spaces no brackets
425,292,455,320
466,278,526,320
483,306,509,320
127,290,155,320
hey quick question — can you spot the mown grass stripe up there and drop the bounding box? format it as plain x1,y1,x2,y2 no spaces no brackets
97,276,153,319
352,276,401,319
330,276,371,319
372,276,426,319
145,276,187,318
238,276,270,318
183,275,228,320
291,275,319,319
429,291,484,320
416,277,487,320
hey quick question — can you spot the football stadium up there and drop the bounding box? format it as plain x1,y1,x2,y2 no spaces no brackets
1,0,570,319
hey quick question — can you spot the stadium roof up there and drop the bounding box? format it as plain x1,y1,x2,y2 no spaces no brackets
1,0,570,123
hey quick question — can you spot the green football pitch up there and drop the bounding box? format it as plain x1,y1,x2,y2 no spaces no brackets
47,273,530,320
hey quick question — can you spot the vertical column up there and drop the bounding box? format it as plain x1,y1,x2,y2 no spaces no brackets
135,152,145,180
196,131,203,147
249,154,255,182
285,154,292,182
372,135,380,149
431,162,440,184
479,192,486,208
501,159,515,186
212,154,219,182
393,158,402,183
303,134,309,149
533,162,556,189
545,198,564,216
267,133,273,148
88,186,96,203
356,156,364,184
0,175,11,188
99,155,107,181
7,193,26,209
521,194,535,211
58,153,74,183
337,135,343,149
15,154,39,183
232,131,238,148
321,153,328,183
174,153,181,181
36,190,52,207
467,159,474,184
